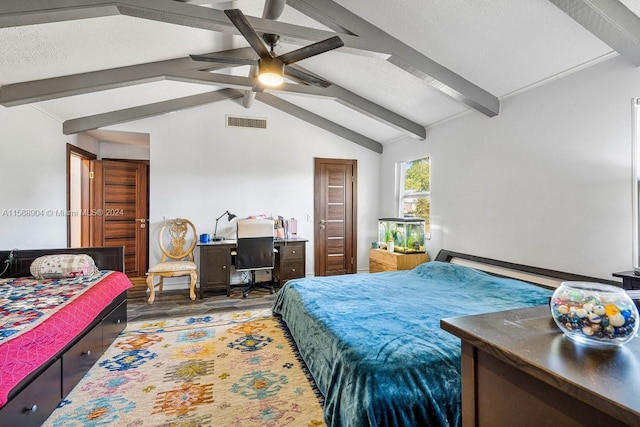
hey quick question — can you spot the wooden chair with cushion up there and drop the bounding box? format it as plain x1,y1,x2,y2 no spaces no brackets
146,218,197,304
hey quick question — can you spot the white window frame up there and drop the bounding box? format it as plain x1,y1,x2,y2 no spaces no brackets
396,156,430,238
632,98,639,269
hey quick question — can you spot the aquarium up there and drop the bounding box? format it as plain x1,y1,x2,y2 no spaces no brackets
378,217,426,253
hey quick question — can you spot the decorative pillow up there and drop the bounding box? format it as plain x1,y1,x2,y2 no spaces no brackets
30,254,99,279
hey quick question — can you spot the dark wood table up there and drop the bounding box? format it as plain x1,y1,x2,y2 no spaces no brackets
441,305,640,427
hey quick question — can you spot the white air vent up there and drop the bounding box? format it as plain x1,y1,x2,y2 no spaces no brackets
226,115,267,129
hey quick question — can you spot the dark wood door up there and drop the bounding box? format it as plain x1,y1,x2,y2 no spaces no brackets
314,158,357,276
90,160,149,277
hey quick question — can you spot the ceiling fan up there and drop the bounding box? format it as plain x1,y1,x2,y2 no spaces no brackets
190,9,344,88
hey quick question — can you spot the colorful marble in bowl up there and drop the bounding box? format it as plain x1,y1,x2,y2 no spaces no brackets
550,282,639,347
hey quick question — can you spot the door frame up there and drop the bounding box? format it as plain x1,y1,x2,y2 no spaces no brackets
313,157,358,276
66,146,150,275
66,144,96,247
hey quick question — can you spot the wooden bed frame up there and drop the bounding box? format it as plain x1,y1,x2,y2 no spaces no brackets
0,246,125,278
0,246,129,427
435,249,620,289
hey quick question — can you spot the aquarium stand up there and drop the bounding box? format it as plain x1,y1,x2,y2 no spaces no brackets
369,249,428,273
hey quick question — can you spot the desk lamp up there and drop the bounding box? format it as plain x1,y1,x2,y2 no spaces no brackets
212,210,237,241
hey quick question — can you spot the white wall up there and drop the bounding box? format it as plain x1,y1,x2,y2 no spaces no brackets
100,141,150,160
0,99,381,286
75,133,100,155
382,56,640,280
7,57,635,285
0,106,71,248
90,99,381,281
0,110,147,250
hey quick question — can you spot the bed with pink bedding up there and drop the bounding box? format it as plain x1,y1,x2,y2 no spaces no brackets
0,247,131,427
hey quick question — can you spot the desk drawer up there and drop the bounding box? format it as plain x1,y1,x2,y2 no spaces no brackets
279,245,304,262
280,260,304,280
274,241,306,283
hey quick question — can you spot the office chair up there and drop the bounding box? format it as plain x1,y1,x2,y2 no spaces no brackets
146,218,197,304
235,218,276,298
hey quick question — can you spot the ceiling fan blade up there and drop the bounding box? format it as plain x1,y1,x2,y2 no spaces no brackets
278,36,344,65
251,82,265,93
225,9,271,59
284,67,332,88
190,54,258,67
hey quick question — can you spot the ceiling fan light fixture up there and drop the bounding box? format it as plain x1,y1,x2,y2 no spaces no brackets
258,57,284,87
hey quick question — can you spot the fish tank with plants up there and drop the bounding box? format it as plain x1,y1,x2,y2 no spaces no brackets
378,217,426,253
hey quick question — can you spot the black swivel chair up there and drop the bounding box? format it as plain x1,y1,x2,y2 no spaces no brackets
236,218,276,298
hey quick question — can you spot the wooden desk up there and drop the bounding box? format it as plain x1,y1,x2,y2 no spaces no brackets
441,305,640,427
198,237,307,298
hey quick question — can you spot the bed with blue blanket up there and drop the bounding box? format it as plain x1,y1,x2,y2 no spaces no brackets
272,249,612,427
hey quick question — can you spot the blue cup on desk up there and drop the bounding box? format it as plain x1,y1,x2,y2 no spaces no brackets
200,233,211,243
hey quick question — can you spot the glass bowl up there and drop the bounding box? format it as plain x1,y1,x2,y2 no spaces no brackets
550,281,639,347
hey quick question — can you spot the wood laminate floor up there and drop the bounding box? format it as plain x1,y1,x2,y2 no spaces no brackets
126,277,276,322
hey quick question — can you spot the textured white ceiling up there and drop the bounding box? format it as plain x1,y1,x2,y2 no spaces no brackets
34,80,219,120
620,0,640,17
332,0,613,96
0,1,632,147
0,15,226,84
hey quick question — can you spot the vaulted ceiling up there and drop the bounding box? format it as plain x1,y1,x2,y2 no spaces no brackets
1,1,639,153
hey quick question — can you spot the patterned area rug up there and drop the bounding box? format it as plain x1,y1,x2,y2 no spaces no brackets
43,309,326,426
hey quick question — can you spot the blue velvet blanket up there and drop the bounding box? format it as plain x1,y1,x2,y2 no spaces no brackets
272,261,552,427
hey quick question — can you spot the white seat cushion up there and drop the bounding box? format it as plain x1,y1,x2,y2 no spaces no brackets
148,261,197,273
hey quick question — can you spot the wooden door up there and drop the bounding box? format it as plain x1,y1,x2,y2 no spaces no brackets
314,158,357,276
90,160,149,276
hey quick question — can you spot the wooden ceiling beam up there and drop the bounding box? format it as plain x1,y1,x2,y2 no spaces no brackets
62,88,243,134
0,0,449,144
0,0,119,28
0,50,252,106
548,0,640,66
287,0,501,117
256,92,383,153
171,69,427,140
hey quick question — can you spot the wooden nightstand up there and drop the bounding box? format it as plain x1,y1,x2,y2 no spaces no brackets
442,305,640,426
612,270,640,290
369,248,428,273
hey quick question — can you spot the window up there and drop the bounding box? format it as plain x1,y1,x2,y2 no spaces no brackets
397,156,430,236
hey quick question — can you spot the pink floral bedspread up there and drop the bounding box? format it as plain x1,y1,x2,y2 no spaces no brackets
0,271,131,408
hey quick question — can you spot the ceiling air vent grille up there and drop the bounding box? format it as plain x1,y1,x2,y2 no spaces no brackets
226,115,267,129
